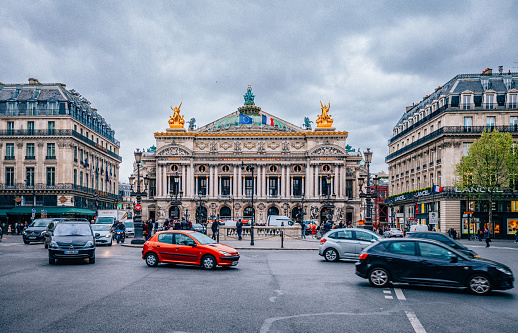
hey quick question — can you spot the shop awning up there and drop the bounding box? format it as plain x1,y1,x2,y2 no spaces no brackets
6,207,96,216
0,209,9,217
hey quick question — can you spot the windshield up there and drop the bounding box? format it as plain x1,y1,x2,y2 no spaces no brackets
190,232,217,245
91,224,111,231
96,217,114,224
30,219,53,227
54,223,92,236
124,222,134,228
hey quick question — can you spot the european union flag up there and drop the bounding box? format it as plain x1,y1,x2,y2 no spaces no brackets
239,114,253,125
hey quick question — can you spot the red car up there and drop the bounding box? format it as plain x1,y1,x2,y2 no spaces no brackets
142,230,240,269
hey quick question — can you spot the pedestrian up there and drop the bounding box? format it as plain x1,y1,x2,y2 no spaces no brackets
8,224,12,235
211,220,219,240
515,229,518,243
236,219,243,240
478,228,483,242
324,221,331,234
154,220,158,233
338,221,344,229
174,220,181,230
485,228,491,248
142,222,149,240
181,218,187,230
186,219,192,230
452,228,457,240
300,221,306,239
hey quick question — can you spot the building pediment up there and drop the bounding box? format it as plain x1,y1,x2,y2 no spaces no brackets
155,145,192,157
309,144,347,157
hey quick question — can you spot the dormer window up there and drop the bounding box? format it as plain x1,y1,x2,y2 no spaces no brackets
481,79,489,90
462,95,471,110
485,94,494,110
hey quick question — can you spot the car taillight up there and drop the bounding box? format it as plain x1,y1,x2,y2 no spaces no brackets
359,253,368,260
391,231,394,233
320,238,327,245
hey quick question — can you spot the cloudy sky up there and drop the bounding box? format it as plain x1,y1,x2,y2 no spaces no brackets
2,1,517,182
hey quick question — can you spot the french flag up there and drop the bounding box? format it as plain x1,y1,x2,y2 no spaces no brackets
262,115,274,126
433,185,443,193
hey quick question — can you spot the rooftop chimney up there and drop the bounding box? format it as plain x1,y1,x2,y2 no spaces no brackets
498,66,503,74
28,78,41,85
482,68,492,75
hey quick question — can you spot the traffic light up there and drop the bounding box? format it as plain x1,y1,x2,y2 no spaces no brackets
118,204,122,209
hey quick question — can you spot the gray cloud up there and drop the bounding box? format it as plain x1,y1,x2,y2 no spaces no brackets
1,0,517,179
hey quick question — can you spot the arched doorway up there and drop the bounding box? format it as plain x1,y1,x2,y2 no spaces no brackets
267,206,279,216
320,205,334,223
169,206,180,220
196,205,207,223
292,207,303,221
220,206,231,220
243,206,255,222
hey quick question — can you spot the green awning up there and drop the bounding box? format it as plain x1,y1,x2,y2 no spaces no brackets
6,207,96,216
0,209,9,217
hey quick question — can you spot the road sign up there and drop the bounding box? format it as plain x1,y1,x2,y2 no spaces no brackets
135,204,142,211
32,208,36,213
429,212,438,224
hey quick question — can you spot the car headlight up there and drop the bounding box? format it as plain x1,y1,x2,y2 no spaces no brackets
50,241,59,249
84,241,94,248
496,267,512,275
105,234,111,238
219,250,231,256
23,230,27,235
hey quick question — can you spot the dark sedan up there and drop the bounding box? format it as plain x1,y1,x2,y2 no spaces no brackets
355,238,513,295
405,231,478,258
48,220,97,264
23,218,61,244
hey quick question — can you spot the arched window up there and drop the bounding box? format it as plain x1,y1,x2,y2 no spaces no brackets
243,206,255,218
220,206,231,219
267,206,279,216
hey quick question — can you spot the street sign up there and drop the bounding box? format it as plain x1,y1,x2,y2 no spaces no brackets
429,212,438,224
135,204,142,211
32,208,36,213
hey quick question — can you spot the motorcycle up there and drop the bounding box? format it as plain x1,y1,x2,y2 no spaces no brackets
114,229,125,244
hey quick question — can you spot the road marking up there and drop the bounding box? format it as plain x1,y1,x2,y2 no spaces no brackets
405,310,427,333
384,295,393,299
394,288,406,300
383,290,391,294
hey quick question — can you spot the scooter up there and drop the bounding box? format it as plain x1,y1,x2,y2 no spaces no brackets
115,230,125,244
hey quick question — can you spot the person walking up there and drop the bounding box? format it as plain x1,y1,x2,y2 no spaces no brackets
211,220,219,240
300,221,306,239
236,219,243,240
181,218,187,230
485,228,491,248
311,223,316,238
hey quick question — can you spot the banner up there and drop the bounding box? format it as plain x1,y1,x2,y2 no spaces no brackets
239,114,253,124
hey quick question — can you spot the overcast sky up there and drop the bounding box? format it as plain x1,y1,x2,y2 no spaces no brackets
2,1,517,182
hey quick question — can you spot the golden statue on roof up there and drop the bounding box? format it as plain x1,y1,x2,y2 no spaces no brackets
316,101,334,128
169,102,185,129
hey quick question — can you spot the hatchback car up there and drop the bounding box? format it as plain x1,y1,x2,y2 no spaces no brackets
23,218,58,244
91,224,113,246
48,220,98,264
405,231,478,258
142,230,240,269
355,238,513,295
383,228,404,238
319,228,382,261
123,220,135,237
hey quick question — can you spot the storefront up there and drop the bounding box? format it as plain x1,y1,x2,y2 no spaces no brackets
461,199,518,239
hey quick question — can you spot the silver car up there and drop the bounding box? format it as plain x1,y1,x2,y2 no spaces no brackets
319,228,382,261
123,220,135,237
383,228,404,238
91,224,113,246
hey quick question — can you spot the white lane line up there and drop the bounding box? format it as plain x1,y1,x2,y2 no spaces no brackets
384,295,393,299
405,310,427,333
394,288,406,300
383,290,391,294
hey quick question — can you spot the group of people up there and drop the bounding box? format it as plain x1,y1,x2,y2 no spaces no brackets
163,218,192,232
300,220,348,239
1,222,30,236
447,228,458,240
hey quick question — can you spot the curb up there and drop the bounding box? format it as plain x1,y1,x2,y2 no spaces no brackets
121,243,318,251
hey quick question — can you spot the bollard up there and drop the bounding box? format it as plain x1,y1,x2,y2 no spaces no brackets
281,230,284,248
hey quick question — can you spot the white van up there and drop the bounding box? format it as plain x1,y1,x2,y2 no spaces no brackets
409,224,429,232
266,215,295,227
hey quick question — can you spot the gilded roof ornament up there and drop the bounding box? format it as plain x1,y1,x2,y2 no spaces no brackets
168,102,185,129
315,101,334,129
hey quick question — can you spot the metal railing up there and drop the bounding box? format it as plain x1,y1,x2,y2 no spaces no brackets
0,183,122,200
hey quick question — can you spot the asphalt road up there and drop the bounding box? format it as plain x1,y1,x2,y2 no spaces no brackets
1,235,517,333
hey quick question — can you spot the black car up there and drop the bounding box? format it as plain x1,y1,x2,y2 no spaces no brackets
355,238,513,295
406,231,478,258
48,220,98,264
23,218,59,244
43,218,86,248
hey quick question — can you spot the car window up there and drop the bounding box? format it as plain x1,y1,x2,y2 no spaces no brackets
356,231,376,242
158,233,173,244
174,233,195,246
54,223,92,236
387,241,416,256
334,230,354,240
47,222,54,230
418,242,452,260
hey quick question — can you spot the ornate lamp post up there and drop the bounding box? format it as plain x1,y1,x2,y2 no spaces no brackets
372,176,380,227
131,149,146,244
241,162,255,246
362,148,374,230
321,175,336,222
169,172,183,220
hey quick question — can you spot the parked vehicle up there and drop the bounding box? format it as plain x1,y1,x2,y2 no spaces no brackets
319,228,382,261
409,224,429,232
266,215,295,227
383,228,404,238
47,220,98,264
95,217,116,225
123,220,135,237
355,238,513,295
23,218,58,244
91,224,113,246
405,231,478,258
142,230,240,269
192,223,207,234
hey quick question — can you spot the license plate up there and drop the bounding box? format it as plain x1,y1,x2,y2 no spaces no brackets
231,261,238,266
29,237,36,239
64,250,79,254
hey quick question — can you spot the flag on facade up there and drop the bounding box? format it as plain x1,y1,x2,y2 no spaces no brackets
239,114,253,124
83,157,88,168
261,115,274,126
432,185,443,193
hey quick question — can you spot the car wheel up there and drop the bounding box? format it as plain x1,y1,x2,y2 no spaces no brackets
369,267,391,288
201,255,217,269
145,253,159,267
49,258,55,265
108,239,112,246
89,256,95,264
468,274,492,295
24,240,30,244
324,248,339,262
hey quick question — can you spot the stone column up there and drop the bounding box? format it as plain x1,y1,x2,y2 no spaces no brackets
306,163,311,198
281,166,286,198
314,165,319,199
262,166,267,198
256,165,262,199
238,165,242,198
181,164,186,195
286,165,291,198
214,164,218,197
156,164,162,197
233,164,238,196
334,165,339,196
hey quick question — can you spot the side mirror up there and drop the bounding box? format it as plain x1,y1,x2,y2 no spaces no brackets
450,254,458,263
95,233,101,239
371,239,377,243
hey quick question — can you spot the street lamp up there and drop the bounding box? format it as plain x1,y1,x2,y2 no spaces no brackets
241,162,255,246
131,149,146,244
320,175,336,223
229,195,235,221
169,172,183,220
372,176,380,227
360,148,375,230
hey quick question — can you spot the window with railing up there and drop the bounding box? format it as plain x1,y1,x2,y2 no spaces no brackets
46,167,55,187
46,143,56,159
6,143,15,159
26,143,35,159
7,121,14,134
485,94,494,110
244,177,254,196
27,121,34,134
511,116,518,131
26,167,35,187
6,167,15,187
221,177,231,196
487,116,495,130
269,177,279,196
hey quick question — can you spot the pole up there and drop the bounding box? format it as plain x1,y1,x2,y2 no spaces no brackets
251,165,254,246
131,161,145,244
